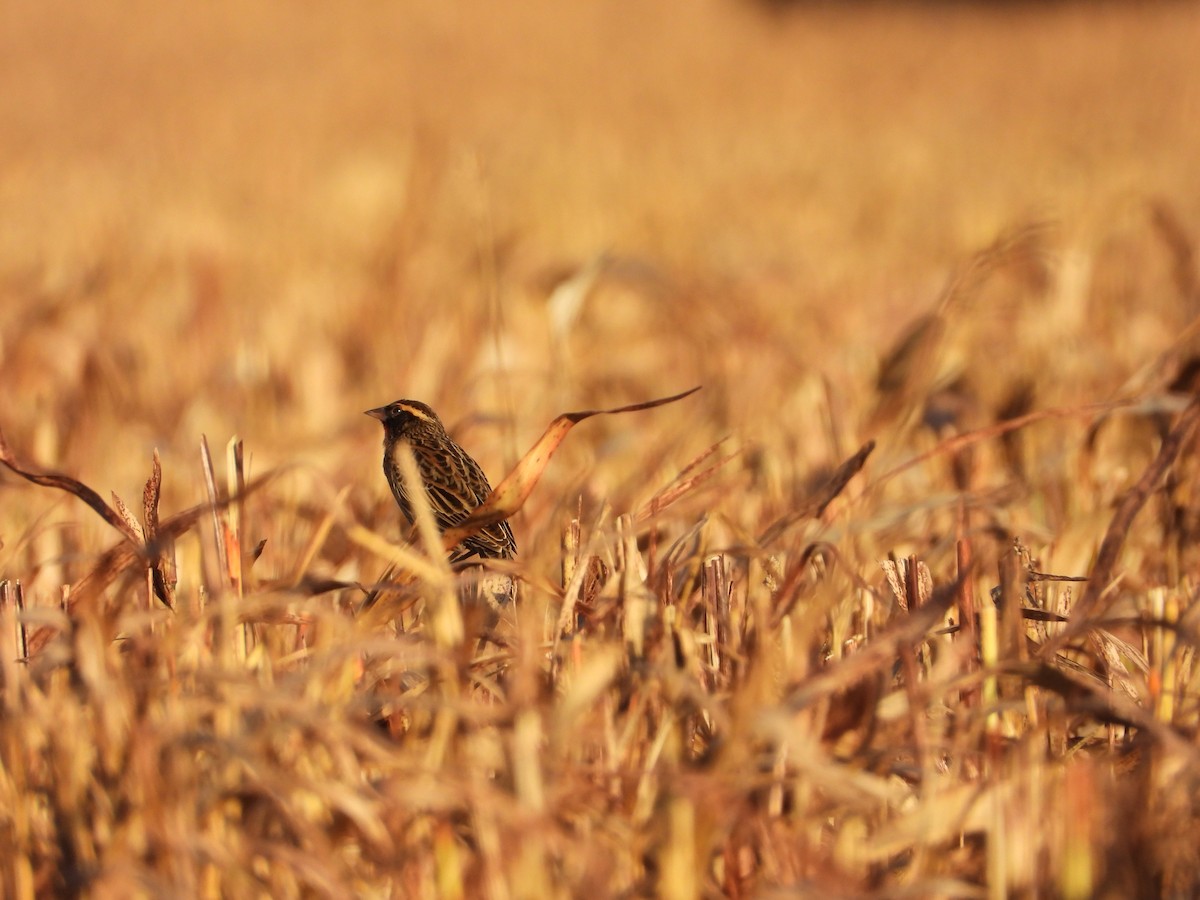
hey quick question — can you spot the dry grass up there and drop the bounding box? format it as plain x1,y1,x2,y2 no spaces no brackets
3,1,1200,896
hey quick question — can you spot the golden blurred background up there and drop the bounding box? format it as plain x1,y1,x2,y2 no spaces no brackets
2,0,1198,575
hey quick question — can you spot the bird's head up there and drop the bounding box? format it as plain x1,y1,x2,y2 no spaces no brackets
365,399,443,436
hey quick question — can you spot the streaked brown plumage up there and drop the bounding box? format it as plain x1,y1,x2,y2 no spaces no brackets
366,399,516,564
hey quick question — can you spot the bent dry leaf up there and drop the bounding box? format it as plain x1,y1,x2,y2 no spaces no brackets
0,424,182,614
439,386,702,558
21,474,278,656
1,424,280,655
0,425,143,548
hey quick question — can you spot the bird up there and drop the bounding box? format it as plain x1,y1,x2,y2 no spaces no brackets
366,399,517,564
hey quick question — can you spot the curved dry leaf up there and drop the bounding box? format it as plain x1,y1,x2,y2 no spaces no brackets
0,425,143,547
440,386,701,556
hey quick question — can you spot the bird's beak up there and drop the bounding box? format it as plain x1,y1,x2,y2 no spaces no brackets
365,406,389,421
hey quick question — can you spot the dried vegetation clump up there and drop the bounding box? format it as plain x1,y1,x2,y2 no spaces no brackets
3,1,1200,897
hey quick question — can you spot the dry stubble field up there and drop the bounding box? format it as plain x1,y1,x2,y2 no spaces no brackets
2,1,1200,897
